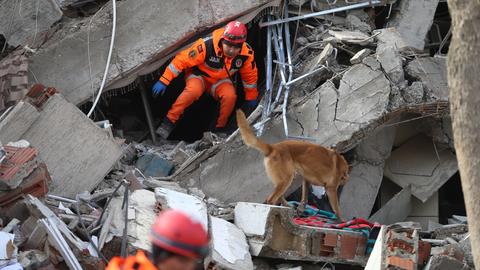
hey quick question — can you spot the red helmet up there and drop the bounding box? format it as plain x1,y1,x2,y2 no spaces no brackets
222,21,247,44
150,209,209,258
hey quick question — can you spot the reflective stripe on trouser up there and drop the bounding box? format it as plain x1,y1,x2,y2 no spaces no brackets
167,75,205,123
212,81,236,128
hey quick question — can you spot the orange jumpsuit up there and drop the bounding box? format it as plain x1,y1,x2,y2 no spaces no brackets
106,251,157,270
159,28,258,128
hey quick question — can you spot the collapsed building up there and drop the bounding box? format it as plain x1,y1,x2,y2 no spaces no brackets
0,0,473,269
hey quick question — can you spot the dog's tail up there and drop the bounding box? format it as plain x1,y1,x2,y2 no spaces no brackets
236,110,272,156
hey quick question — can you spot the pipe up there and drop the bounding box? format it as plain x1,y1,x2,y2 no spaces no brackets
285,65,327,86
259,0,382,27
259,16,273,136
138,79,157,143
87,0,116,118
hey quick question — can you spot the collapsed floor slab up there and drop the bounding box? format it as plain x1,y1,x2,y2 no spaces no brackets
28,0,275,106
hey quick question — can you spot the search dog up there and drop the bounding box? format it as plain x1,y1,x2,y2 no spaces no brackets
236,109,349,219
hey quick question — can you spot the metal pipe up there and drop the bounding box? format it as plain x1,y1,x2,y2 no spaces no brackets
259,16,273,136
120,187,129,258
138,79,157,143
285,65,327,86
47,194,77,204
260,0,382,27
272,25,287,86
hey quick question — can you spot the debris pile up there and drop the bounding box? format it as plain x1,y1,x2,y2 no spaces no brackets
0,0,471,269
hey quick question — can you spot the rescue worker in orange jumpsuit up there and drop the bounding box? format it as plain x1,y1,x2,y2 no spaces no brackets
106,209,209,270
152,21,258,139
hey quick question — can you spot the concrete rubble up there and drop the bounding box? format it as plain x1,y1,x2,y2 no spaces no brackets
0,0,470,269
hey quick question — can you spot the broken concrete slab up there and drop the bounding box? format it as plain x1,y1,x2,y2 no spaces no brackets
374,27,410,53
210,216,253,270
303,43,334,73
155,187,208,230
386,0,440,51
406,57,448,100
340,126,396,220
403,81,424,103
433,224,468,240
127,189,157,251
376,46,404,84
346,10,372,34
2,93,123,197
350,48,371,64
0,102,39,145
29,0,274,105
0,0,62,47
335,62,391,125
234,202,367,265
328,30,372,46
424,255,471,270
369,187,412,225
384,135,458,202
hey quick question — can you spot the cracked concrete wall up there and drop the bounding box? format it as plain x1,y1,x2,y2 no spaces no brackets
28,0,273,105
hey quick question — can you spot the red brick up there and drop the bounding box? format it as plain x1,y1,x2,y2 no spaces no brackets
324,233,338,247
387,256,415,270
339,235,359,260
0,146,38,189
418,241,431,266
0,163,50,208
388,239,414,253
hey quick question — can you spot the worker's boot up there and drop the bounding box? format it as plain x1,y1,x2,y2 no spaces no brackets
156,118,175,139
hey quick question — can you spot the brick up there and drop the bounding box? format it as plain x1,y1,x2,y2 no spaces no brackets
0,146,39,189
418,241,431,266
0,163,50,208
324,233,338,247
339,235,359,260
387,256,415,270
388,239,415,253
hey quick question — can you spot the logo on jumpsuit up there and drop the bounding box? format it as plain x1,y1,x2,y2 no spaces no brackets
209,56,220,63
235,59,243,68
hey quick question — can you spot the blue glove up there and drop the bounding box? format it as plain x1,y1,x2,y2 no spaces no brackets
152,81,167,98
245,100,258,107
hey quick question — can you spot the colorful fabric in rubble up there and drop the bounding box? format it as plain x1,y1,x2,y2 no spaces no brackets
288,201,381,254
